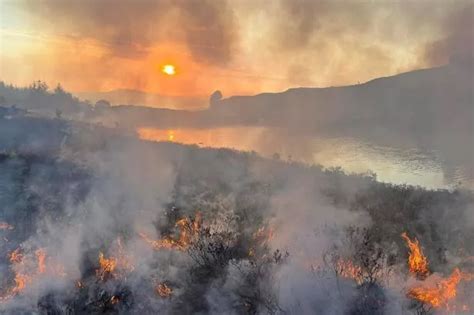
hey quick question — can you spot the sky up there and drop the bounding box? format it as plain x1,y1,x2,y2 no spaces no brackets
0,0,472,101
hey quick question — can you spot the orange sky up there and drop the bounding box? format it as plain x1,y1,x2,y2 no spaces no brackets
0,1,469,103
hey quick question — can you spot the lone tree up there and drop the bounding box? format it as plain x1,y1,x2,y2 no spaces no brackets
95,99,111,111
209,90,223,108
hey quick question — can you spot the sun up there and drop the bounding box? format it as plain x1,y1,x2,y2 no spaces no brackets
162,64,176,76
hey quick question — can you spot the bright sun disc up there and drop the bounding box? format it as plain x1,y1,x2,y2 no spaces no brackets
162,64,176,75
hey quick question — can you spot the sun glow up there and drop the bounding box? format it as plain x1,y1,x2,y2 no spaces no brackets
162,64,176,76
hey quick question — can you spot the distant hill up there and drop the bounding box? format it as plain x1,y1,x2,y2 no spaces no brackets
96,61,472,139
77,89,207,110
213,61,472,135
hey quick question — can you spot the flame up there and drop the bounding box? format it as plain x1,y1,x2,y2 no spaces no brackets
7,274,29,298
1,247,66,301
156,283,173,298
9,248,23,264
253,226,274,243
336,258,363,284
8,249,34,296
8,249,32,297
140,213,201,251
408,268,473,310
97,252,117,281
401,232,430,278
3,249,30,299
0,222,14,230
35,249,46,274
96,238,134,281
249,226,274,257
110,295,120,304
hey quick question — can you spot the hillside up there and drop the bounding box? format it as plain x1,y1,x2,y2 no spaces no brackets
87,62,472,142
0,116,473,313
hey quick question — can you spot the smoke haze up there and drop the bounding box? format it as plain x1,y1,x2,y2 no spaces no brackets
2,0,471,96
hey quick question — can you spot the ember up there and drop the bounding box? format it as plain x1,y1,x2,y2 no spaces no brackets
156,283,173,298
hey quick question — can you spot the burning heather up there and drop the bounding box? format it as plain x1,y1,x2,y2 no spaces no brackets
407,268,473,312
0,0,473,311
1,247,66,302
96,252,117,282
0,118,473,314
402,232,430,279
96,238,134,282
335,258,364,285
156,283,173,298
139,212,201,251
401,233,474,313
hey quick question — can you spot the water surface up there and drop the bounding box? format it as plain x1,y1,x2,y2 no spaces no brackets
138,126,472,190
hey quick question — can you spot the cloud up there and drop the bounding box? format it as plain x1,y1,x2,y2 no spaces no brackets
255,1,444,86
8,0,472,94
177,0,238,65
20,0,238,64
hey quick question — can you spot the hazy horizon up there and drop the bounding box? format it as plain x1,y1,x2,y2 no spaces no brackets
1,0,472,107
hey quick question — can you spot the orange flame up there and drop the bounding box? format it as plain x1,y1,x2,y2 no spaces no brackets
336,258,363,284
7,249,31,297
140,213,201,251
253,226,274,243
156,283,173,298
249,226,274,257
35,249,46,274
408,268,473,310
96,238,134,281
9,248,23,264
96,252,117,281
401,232,430,278
1,247,66,301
